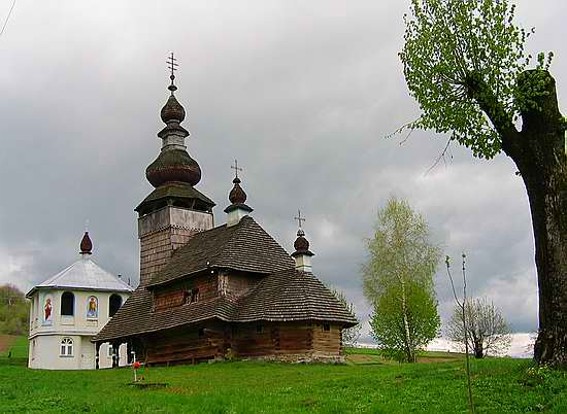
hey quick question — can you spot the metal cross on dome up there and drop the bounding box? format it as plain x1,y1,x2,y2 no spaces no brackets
167,52,178,77
294,209,306,229
231,159,242,178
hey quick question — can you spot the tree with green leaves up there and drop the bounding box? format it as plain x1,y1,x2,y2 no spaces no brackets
400,0,566,368
447,297,512,359
363,197,441,362
0,284,29,336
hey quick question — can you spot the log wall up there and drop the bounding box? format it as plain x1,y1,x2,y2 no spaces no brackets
152,273,218,312
144,323,226,365
311,323,342,356
141,321,344,365
231,322,343,360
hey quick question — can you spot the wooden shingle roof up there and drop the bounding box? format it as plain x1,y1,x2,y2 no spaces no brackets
235,269,358,326
93,289,237,341
93,216,356,343
147,216,294,287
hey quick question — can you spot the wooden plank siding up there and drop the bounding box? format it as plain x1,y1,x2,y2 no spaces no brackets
152,274,218,312
311,323,342,356
142,321,344,365
144,323,226,365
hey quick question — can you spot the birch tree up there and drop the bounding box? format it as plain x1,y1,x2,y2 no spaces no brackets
400,0,566,368
363,197,441,362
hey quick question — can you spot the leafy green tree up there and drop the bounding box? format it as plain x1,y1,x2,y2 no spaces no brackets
327,286,361,347
400,0,566,368
363,197,441,362
0,284,29,336
447,297,512,359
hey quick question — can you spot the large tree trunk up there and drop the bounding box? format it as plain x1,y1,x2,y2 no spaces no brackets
503,71,567,368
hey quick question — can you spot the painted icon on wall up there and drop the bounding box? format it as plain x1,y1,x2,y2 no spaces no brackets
43,296,53,325
86,296,98,319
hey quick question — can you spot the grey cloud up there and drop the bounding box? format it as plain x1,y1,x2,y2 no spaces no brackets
1,0,565,341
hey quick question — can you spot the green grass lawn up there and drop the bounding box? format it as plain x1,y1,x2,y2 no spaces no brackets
0,339,565,413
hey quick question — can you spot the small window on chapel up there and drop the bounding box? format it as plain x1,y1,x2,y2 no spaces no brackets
61,292,75,316
109,294,122,317
198,328,205,338
60,338,73,357
323,324,331,332
256,324,264,334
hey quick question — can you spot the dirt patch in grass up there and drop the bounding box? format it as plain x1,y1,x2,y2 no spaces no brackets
417,356,459,363
346,354,386,365
0,335,17,354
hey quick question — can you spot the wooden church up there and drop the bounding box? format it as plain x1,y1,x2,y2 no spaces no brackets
93,60,357,366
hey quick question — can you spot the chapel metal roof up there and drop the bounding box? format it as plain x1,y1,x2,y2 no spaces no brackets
26,246,133,298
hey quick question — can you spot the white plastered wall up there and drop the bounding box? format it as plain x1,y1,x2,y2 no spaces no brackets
28,289,130,370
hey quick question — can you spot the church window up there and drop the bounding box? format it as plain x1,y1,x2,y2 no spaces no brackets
323,324,331,332
198,328,205,338
109,294,122,317
60,338,73,356
61,292,75,316
190,288,200,303
256,324,264,334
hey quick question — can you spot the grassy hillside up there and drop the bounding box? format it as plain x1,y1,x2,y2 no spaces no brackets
0,343,565,413
0,335,28,366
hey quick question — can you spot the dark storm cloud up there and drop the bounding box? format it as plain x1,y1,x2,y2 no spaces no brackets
0,0,565,345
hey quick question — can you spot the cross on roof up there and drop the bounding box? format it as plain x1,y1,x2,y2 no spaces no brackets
231,159,242,178
167,52,179,77
294,209,306,229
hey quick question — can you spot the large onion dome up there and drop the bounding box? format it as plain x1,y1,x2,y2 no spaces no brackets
146,149,201,188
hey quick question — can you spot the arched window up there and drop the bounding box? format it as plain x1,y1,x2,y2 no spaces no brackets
60,337,73,356
61,292,75,316
109,294,122,317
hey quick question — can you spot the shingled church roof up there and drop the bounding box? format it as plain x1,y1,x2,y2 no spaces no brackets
235,269,356,325
93,217,356,343
147,216,294,288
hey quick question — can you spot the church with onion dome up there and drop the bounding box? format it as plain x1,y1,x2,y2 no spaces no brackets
92,55,357,366
26,232,133,370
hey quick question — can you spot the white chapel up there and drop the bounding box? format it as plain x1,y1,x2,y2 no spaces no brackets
26,232,133,370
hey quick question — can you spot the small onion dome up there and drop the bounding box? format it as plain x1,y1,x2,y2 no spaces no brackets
160,93,186,124
146,149,202,187
229,176,247,204
292,228,314,257
80,232,93,255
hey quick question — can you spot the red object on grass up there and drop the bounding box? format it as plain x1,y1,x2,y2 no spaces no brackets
133,361,141,370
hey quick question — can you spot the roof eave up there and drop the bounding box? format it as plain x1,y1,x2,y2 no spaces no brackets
27,285,133,296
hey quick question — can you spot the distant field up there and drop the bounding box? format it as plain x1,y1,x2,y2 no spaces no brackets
1,338,565,413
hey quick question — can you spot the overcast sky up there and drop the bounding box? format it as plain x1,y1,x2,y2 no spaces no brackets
1,0,566,346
